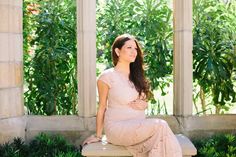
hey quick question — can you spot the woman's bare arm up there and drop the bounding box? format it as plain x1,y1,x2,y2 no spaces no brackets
82,80,109,146
96,80,109,138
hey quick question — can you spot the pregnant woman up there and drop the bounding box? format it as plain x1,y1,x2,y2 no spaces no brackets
83,34,182,157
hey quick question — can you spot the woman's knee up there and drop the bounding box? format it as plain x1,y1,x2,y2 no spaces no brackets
151,119,169,129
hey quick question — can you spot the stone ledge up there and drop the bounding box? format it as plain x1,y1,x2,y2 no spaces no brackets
176,134,197,155
25,116,95,144
82,134,197,157
178,115,236,132
1,115,236,146
26,115,86,131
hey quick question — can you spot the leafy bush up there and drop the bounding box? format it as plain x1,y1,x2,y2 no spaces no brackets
23,0,77,115
193,0,236,114
193,134,236,157
0,138,28,157
0,133,82,157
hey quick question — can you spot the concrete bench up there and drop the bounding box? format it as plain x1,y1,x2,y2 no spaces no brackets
82,134,197,157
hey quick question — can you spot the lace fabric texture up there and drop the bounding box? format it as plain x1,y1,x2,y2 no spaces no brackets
98,68,182,157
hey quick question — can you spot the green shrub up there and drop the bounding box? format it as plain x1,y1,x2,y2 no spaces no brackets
23,0,77,115
0,138,28,157
193,134,236,157
0,133,82,157
193,0,236,114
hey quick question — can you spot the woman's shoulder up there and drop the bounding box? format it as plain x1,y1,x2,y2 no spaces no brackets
99,67,115,76
97,67,116,81
97,68,115,88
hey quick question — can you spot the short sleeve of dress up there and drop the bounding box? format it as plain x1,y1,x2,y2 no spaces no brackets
97,70,111,88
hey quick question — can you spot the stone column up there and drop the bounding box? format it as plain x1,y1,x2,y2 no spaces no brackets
0,0,25,143
77,0,96,117
173,0,193,116
0,0,24,118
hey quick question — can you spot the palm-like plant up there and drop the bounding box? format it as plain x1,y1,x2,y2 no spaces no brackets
193,0,236,114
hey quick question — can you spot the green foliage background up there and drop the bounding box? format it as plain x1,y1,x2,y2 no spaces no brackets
23,0,236,115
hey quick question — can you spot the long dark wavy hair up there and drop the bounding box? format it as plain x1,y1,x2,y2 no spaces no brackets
111,34,151,100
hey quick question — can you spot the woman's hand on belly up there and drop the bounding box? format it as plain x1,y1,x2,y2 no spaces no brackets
128,99,148,111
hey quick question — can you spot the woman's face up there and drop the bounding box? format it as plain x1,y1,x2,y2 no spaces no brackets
116,39,138,63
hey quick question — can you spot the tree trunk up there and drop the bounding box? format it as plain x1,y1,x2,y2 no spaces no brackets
200,87,206,115
215,104,221,114
193,98,199,114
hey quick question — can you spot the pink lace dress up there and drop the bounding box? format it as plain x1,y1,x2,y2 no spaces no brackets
98,68,182,157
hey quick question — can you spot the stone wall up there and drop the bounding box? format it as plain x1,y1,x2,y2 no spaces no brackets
1,115,236,145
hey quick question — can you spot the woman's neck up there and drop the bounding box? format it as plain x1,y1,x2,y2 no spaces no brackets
114,63,130,76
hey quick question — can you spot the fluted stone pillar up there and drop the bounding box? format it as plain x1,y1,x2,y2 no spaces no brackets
0,0,25,143
77,0,96,117
173,0,193,116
